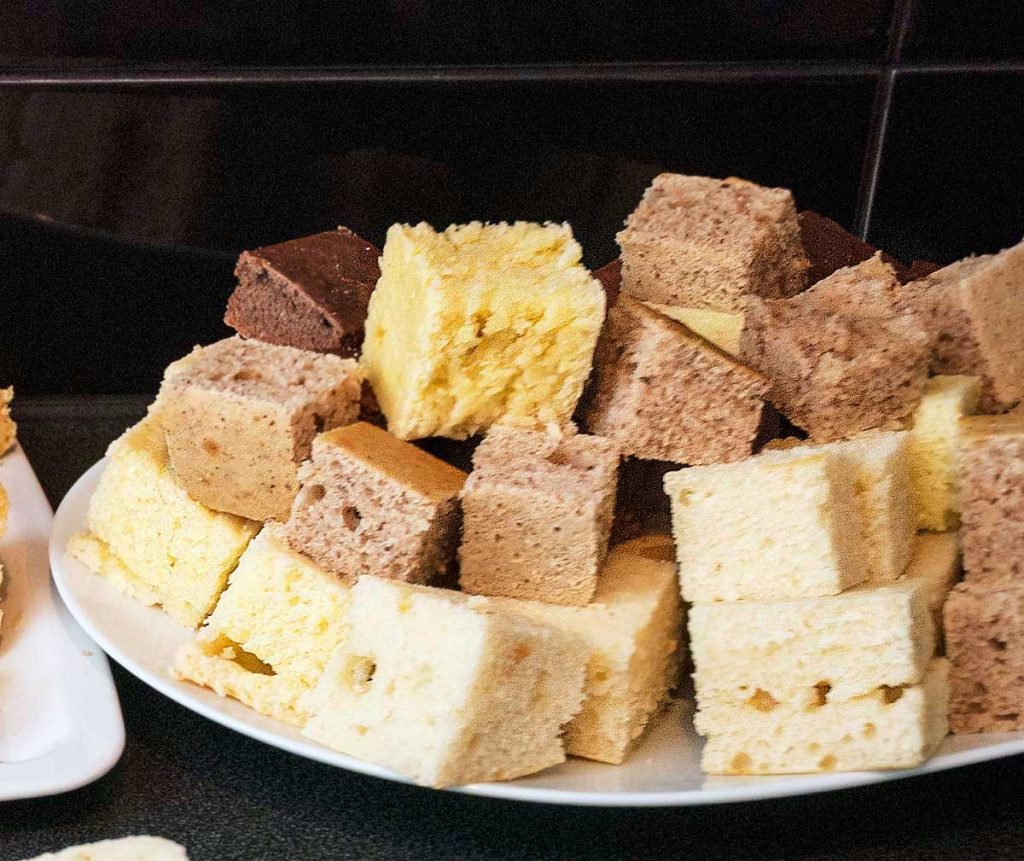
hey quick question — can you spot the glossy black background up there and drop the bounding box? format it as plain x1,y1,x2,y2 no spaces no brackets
4,0,1020,395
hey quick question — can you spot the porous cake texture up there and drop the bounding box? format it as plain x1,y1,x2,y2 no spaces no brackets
906,239,1024,411
171,524,352,725
458,426,620,606
582,296,769,464
20,837,189,861
689,575,935,703
741,255,931,442
69,416,259,627
489,546,683,764
665,450,868,603
0,386,15,454
958,414,1024,588
764,430,916,584
302,576,588,787
226,227,380,357
155,336,363,521
697,659,949,775
617,174,809,312
906,375,982,532
286,422,466,583
360,221,605,440
645,304,744,357
945,584,1024,733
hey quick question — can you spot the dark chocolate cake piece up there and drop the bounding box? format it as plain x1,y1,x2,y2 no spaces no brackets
593,258,622,307
225,227,380,357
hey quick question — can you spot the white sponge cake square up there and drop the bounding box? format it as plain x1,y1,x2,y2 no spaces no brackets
664,450,868,602
21,837,189,861
171,523,352,725
488,545,683,764
697,659,949,775
690,575,935,703
302,576,589,787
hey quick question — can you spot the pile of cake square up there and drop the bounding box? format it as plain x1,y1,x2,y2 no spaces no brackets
63,166,1024,787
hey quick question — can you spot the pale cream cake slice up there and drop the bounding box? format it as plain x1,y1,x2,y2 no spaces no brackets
171,523,352,725
302,576,588,787
697,659,949,775
665,449,868,602
690,575,936,703
20,837,188,861
488,545,683,764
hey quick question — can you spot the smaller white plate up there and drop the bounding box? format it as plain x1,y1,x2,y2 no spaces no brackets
0,445,124,800
51,459,1024,807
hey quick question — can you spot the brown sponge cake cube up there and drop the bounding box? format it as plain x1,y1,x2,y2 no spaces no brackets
226,227,380,357
286,422,466,583
155,337,363,521
905,240,1024,411
581,296,770,464
945,583,1024,733
458,426,620,606
741,255,931,442
959,414,1024,589
616,174,809,312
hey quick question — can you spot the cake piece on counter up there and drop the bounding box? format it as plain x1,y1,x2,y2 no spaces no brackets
906,239,1024,411
696,659,948,775
487,545,682,764
225,227,380,357
68,416,259,627
581,296,769,464
945,583,1024,733
958,413,1024,588
645,304,744,357
286,421,466,583
616,174,809,312
171,524,351,725
154,337,363,521
664,449,868,602
302,576,588,787
741,255,931,442
689,574,935,703
0,386,15,454
762,430,915,583
360,221,605,440
20,836,189,861
459,426,619,606
906,375,982,532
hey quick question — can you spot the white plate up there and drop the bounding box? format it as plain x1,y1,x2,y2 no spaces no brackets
1,446,124,800
51,458,1024,807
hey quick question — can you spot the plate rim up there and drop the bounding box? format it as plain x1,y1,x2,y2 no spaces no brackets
1,444,125,801
49,457,1024,807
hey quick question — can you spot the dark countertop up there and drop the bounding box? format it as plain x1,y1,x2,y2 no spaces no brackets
3,396,1023,861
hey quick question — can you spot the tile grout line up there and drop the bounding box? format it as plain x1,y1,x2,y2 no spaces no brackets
854,0,916,240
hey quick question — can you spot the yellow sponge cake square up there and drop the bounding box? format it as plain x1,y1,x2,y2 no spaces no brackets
69,415,259,627
172,523,352,725
360,221,605,440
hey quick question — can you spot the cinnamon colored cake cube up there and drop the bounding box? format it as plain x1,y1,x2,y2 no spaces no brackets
285,422,467,583
225,227,380,357
616,174,809,312
945,583,1024,733
581,296,770,464
959,413,1024,588
907,239,1024,411
458,426,620,606
154,337,363,521
741,255,931,442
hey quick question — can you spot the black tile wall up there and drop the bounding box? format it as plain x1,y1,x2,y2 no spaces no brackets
867,71,1024,265
902,1,1024,61
0,77,875,394
0,1,895,67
